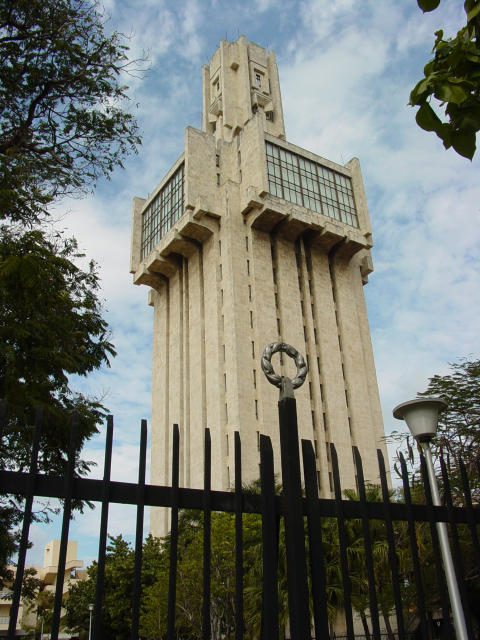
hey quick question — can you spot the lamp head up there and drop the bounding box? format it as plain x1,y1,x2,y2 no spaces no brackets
88,603,94,612
393,397,447,442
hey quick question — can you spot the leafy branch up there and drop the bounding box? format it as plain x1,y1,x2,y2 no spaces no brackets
410,0,480,159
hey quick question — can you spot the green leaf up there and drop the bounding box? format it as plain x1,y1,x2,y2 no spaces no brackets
410,78,430,105
423,60,436,76
467,2,480,22
415,102,442,132
417,0,441,11
465,52,480,63
450,130,476,158
433,29,444,47
438,122,453,148
434,81,469,104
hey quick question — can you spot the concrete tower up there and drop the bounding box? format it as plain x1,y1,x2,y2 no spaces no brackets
130,36,388,536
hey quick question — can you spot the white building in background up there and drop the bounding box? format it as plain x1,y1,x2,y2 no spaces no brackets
0,540,85,638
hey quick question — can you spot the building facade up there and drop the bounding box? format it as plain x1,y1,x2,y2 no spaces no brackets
130,36,388,536
0,540,85,637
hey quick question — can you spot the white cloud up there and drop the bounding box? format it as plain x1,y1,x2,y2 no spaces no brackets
254,0,277,12
178,0,205,60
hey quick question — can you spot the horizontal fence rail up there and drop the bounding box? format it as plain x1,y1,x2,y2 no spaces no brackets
1,411,480,640
1,470,478,522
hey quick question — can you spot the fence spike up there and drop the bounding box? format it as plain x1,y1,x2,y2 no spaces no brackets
7,406,42,638
260,433,279,640
234,431,244,640
50,413,78,640
131,418,147,639
92,415,114,640
202,428,211,640
167,423,179,640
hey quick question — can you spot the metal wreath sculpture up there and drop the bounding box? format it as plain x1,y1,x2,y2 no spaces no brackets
260,342,308,390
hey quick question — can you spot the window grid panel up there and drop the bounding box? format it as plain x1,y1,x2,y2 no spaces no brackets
266,143,358,228
141,164,185,259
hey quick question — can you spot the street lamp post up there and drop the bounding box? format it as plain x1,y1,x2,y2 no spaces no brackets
393,396,468,640
88,603,94,640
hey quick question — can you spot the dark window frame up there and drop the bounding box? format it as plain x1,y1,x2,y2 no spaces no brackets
265,142,359,228
141,164,184,259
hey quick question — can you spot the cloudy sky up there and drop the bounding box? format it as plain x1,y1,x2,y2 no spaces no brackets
27,0,480,565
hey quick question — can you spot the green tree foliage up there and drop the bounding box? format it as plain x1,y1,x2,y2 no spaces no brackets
0,501,18,588
0,0,141,224
418,358,480,499
140,509,273,639
65,535,164,640
0,226,116,576
64,488,480,639
21,584,55,637
410,0,480,159
0,0,142,574
390,357,480,501
0,226,115,471
388,359,480,630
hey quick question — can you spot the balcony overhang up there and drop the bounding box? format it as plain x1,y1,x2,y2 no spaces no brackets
41,559,83,584
209,96,223,118
243,192,372,254
133,210,217,286
251,89,271,109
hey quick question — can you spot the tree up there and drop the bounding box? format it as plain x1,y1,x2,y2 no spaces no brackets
0,0,141,225
388,358,480,631
419,358,480,496
410,0,480,159
0,0,142,573
0,227,115,466
65,535,165,640
0,226,115,569
141,509,260,639
22,584,55,638
390,357,480,501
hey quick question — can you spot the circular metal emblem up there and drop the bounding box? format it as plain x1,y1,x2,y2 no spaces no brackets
261,342,308,389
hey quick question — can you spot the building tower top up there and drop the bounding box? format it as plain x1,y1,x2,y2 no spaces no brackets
202,35,286,143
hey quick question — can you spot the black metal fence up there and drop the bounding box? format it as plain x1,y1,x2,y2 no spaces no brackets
1,395,480,640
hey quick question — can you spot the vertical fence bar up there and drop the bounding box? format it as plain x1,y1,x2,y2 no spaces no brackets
377,449,406,640
92,416,114,640
419,452,453,639
302,439,329,640
202,428,211,640
131,419,148,640
459,458,480,569
439,455,474,639
167,424,180,640
7,407,42,639
330,443,355,640
0,399,5,434
234,431,244,640
260,434,279,640
353,447,381,640
398,453,429,640
50,414,78,640
277,393,310,640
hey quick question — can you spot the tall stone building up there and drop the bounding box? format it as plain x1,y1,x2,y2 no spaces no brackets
130,36,387,536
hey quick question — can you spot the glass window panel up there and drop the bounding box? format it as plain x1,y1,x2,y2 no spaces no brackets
265,143,358,227
141,164,184,259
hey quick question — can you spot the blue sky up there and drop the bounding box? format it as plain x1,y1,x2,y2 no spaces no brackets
26,0,480,566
